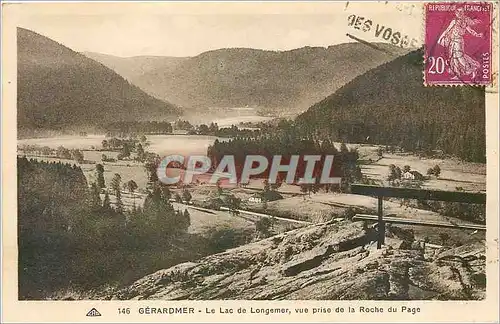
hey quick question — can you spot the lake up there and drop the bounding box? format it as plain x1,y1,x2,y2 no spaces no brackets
184,109,274,127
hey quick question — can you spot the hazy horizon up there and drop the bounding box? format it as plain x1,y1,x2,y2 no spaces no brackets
14,2,423,57
23,25,393,59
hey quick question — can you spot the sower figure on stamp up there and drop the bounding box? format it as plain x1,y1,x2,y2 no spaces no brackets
437,7,483,79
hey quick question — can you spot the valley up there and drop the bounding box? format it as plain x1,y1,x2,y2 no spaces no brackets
15,24,488,302
18,133,486,241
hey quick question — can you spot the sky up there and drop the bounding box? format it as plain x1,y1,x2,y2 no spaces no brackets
12,2,424,57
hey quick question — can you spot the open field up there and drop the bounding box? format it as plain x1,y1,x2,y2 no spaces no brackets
324,143,486,193
102,191,295,237
146,135,226,156
19,135,485,192
18,134,227,156
18,135,486,246
18,134,227,190
19,153,150,190
18,135,106,150
363,153,486,192
116,192,255,235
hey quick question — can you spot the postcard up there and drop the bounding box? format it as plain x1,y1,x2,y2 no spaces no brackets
1,1,499,323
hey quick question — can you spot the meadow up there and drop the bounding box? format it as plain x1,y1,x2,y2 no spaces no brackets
18,135,486,246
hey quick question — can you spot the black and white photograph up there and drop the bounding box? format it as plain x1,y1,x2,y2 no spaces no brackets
2,2,498,322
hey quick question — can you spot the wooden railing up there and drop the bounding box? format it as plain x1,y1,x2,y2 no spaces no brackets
350,184,486,249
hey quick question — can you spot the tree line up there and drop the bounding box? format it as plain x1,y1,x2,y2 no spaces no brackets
206,133,363,192
103,121,173,136
101,135,153,162
186,122,262,138
18,145,86,163
101,119,273,139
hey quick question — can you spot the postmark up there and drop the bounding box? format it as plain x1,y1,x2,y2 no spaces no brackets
424,2,493,86
347,13,420,49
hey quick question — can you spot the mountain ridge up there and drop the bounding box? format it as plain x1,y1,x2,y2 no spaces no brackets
84,43,411,114
18,27,181,133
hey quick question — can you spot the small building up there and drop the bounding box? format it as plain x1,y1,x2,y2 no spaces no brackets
410,171,425,181
402,172,415,180
249,194,263,203
248,190,284,203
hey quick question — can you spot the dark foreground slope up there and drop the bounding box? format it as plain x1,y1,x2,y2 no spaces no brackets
296,49,485,162
111,221,485,300
17,28,180,133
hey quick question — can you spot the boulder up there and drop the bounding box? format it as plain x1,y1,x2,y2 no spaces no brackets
111,221,485,300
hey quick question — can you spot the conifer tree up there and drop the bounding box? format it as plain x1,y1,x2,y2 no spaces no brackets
96,164,106,189
89,182,102,212
103,191,112,211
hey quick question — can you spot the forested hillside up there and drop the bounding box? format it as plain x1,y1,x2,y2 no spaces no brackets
18,158,193,299
17,28,180,133
296,49,485,162
86,44,409,114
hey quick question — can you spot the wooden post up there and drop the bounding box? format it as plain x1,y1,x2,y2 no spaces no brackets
349,184,487,250
377,196,385,249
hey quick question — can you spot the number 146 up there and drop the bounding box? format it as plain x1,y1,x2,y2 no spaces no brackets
118,308,131,315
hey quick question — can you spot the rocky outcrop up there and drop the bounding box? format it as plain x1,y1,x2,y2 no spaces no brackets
112,221,485,300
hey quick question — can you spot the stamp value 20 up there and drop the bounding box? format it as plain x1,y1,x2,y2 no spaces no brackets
424,2,493,86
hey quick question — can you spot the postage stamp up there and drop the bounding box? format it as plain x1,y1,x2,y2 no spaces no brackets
424,2,493,86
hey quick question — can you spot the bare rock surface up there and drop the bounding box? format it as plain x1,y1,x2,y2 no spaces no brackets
112,221,485,300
